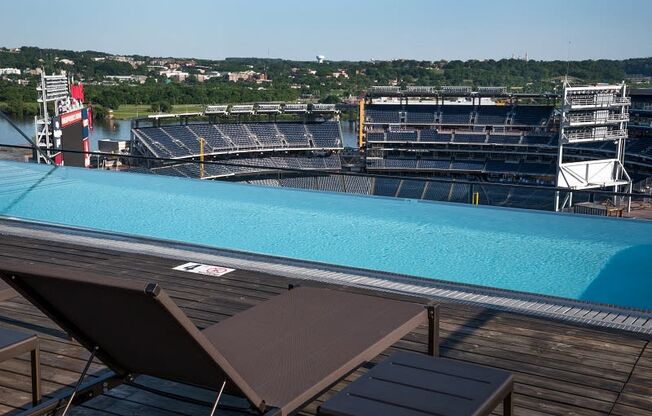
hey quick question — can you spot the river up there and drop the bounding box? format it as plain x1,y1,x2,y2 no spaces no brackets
0,117,132,150
0,117,358,150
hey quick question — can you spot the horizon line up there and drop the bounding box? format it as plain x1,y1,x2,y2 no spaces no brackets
3,45,652,64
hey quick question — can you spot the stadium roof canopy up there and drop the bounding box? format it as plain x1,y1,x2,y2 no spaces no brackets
629,88,652,96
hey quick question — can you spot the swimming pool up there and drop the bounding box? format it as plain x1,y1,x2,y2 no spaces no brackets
1,160,651,311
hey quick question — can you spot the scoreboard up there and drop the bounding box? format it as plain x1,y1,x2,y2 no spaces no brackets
52,108,90,167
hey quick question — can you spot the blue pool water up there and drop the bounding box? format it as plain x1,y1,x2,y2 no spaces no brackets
1,160,651,311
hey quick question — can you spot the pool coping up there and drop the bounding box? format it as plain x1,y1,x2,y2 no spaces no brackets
1,217,651,338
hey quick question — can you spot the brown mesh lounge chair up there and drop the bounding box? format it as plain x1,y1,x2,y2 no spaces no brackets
0,259,438,416
0,278,17,301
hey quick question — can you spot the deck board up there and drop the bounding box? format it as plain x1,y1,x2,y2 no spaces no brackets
0,234,650,416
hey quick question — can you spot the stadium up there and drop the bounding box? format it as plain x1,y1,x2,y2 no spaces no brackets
125,85,652,213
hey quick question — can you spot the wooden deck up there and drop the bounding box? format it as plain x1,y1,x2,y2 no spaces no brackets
625,201,652,221
0,234,650,416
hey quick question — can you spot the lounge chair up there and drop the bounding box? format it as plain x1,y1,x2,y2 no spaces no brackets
318,350,514,416
0,327,41,406
0,278,17,301
0,259,438,416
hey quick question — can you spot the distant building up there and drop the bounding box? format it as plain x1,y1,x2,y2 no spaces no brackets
0,68,21,75
104,75,148,84
255,73,270,83
149,59,171,66
203,71,222,81
108,56,145,68
58,59,75,66
226,70,265,82
227,71,250,82
159,69,189,81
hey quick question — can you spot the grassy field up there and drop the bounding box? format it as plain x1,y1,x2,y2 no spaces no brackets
110,104,205,120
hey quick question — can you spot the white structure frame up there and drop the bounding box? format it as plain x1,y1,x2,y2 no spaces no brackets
555,81,632,211
34,73,69,164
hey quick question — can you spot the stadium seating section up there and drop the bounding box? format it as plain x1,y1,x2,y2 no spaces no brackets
512,106,553,126
440,106,472,124
419,129,448,142
134,121,342,159
475,106,509,124
366,157,559,176
364,104,554,127
387,130,418,141
453,134,487,144
325,177,554,210
150,155,342,179
306,122,341,148
488,135,522,144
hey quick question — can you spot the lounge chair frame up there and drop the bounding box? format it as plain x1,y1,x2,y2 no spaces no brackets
1,261,438,416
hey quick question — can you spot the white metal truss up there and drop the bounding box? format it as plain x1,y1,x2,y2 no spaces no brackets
555,81,632,211
557,158,631,189
34,73,69,164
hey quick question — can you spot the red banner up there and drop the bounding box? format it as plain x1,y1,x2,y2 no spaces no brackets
70,83,85,102
60,109,82,127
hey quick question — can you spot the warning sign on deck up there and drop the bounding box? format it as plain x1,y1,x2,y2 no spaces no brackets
173,262,235,277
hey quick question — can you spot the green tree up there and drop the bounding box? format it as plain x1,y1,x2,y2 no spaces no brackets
91,104,108,120
320,95,340,104
151,101,172,113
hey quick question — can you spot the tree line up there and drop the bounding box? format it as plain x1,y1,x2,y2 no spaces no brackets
1,46,651,119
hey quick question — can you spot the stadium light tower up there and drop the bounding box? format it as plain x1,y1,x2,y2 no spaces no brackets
554,81,632,211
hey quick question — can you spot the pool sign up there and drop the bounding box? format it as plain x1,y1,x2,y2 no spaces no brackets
173,262,235,277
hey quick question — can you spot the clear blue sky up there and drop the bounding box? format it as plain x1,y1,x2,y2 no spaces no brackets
1,0,650,61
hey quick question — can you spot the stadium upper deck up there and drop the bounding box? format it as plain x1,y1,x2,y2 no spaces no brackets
630,88,652,139
364,102,555,128
361,87,652,188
